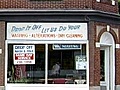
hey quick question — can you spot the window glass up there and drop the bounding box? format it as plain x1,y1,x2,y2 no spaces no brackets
7,44,45,84
48,44,87,84
100,50,105,81
7,43,87,84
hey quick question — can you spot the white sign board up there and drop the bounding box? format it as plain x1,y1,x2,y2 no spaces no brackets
13,45,35,64
75,55,87,70
7,23,88,40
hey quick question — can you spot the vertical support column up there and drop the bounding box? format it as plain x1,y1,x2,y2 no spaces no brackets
89,21,100,90
0,21,5,87
89,21,95,86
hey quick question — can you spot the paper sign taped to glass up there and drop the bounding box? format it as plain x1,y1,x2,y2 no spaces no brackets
75,55,87,70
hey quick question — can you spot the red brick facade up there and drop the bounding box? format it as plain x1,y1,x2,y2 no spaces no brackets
0,0,118,13
93,22,120,86
0,0,119,89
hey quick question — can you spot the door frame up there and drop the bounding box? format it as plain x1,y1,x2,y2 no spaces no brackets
99,32,115,90
100,46,110,90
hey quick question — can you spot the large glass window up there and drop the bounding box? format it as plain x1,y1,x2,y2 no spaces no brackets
48,44,87,84
7,43,87,84
7,44,45,84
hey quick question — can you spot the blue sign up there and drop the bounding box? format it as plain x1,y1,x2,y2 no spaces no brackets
53,44,81,50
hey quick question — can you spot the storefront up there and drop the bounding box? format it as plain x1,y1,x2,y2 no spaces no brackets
5,22,89,90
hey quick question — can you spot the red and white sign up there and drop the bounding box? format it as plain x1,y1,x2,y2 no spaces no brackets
13,45,35,64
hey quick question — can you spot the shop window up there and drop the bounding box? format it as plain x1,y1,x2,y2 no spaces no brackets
48,44,87,84
7,44,87,84
7,44,45,84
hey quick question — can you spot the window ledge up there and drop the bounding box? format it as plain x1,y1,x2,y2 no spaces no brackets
96,0,116,6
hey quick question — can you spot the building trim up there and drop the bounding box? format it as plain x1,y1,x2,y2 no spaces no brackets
0,9,119,24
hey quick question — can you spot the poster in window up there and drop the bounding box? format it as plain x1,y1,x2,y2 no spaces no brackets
75,55,87,70
13,45,35,64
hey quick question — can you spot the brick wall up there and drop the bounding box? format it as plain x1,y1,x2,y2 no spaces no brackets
89,21,95,86
0,0,93,9
93,0,118,13
116,49,120,85
94,47,100,86
90,22,120,86
0,0,118,13
89,21,101,86
115,25,120,85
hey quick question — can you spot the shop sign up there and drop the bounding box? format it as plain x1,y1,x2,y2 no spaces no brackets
13,45,35,64
53,44,81,50
7,23,88,40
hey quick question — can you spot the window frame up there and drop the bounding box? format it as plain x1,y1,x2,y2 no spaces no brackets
5,40,89,86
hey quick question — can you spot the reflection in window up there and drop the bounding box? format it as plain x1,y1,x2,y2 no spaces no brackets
7,44,45,84
7,44,87,84
48,44,87,84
